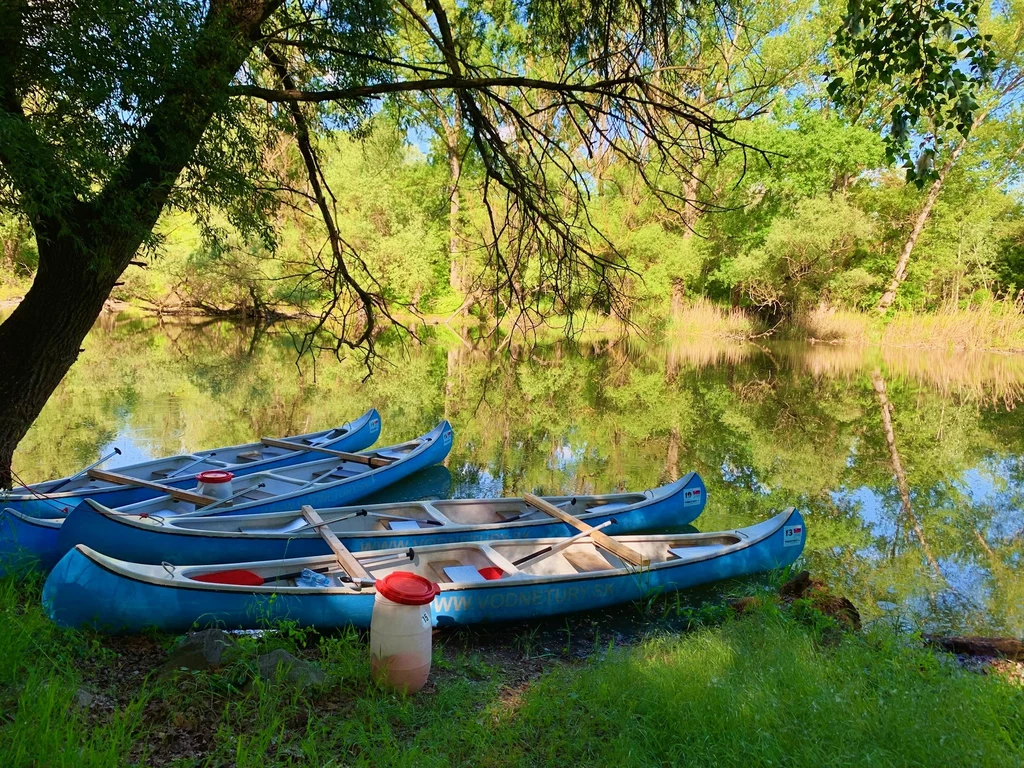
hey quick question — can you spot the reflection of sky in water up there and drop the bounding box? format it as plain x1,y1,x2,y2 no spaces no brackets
549,441,585,472
720,460,771,494
98,428,183,470
450,464,506,499
822,454,1023,634
832,486,894,537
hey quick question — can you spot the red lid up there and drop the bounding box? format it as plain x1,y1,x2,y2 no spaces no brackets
196,470,234,484
375,572,440,605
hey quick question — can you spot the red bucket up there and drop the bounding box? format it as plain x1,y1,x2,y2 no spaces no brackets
478,567,504,581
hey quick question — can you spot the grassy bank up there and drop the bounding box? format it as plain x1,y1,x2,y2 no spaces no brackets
1,577,1021,767
658,298,1024,352
790,299,1024,352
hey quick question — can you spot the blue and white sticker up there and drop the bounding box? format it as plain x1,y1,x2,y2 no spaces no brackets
783,523,803,547
683,487,703,507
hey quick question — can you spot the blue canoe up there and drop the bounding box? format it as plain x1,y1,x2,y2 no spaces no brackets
55,472,707,565
42,508,805,633
2,421,452,573
0,409,381,517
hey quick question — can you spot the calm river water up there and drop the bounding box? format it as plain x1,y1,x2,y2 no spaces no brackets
12,315,1024,636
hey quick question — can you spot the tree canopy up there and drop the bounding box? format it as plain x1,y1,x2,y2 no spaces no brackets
0,0,1008,481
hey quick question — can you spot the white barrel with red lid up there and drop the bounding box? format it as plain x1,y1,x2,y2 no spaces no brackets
370,572,440,694
196,470,234,500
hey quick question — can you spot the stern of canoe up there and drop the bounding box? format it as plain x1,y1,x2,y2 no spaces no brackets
0,508,63,576
59,500,339,566
43,546,379,633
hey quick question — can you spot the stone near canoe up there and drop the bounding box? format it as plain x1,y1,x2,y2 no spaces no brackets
779,570,862,631
779,570,814,600
161,628,240,673
255,649,326,689
73,688,95,709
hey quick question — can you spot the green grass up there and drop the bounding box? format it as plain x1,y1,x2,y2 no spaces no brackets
1,577,1021,767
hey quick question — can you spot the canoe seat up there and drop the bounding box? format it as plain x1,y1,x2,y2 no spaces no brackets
329,468,360,479
592,502,632,514
236,451,264,463
192,569,264,586
564,550,615,573
388,520,421,531
243,519,310,535
443,565,487,583
240,489,275,501
428,559,464,583
375,449,407,460
668,544,724,561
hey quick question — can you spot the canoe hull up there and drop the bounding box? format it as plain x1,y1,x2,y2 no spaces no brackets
56,473,707,565
0,510,62,576
43,509,805,634
2,410,382,517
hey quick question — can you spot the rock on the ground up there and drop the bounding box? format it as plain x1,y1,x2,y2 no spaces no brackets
255,649,326,689
73,688,94,709
812,594,861,632
779,570,862,631
161,629,239,673
728,596,760,615
779,570,814,601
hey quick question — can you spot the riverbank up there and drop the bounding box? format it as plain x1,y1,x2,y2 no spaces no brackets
5,289,1024,354
665,299,1024,353
2,574,1020,767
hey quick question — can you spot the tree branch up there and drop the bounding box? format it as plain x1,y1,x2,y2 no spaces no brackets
230,74,651,103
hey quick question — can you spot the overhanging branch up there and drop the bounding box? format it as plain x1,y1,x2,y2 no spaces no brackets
231,74,648,103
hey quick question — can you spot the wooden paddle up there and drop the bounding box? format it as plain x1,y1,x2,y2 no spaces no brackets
300,505,374,587
261,437,394,468
523,493,649,567
512,520,614,568
291,508,369,532
87,469,216,506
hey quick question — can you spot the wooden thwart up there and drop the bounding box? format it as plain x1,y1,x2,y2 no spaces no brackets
512,521,613,568
523,493,649,567
300,505,372,583
261,437,393,468
87,469,215,506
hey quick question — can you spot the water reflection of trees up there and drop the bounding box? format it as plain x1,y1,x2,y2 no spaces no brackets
13,320,1024,635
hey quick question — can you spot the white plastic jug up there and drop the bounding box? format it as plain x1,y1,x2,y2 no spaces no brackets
196,470,234,500
370,572,440,693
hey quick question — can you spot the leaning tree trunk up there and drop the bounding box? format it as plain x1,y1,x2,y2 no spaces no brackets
441,103,464,297
0,0,278,487
876,134,973,314
870,369,943,579
0,237,124,486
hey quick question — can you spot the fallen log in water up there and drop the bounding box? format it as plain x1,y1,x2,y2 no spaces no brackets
924,635,1024,660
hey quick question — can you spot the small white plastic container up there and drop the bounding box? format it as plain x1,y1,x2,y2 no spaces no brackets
370,572,440,693
195,470,234,500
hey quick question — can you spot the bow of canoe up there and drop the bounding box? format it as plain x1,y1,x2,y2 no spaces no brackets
0,409,382,517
